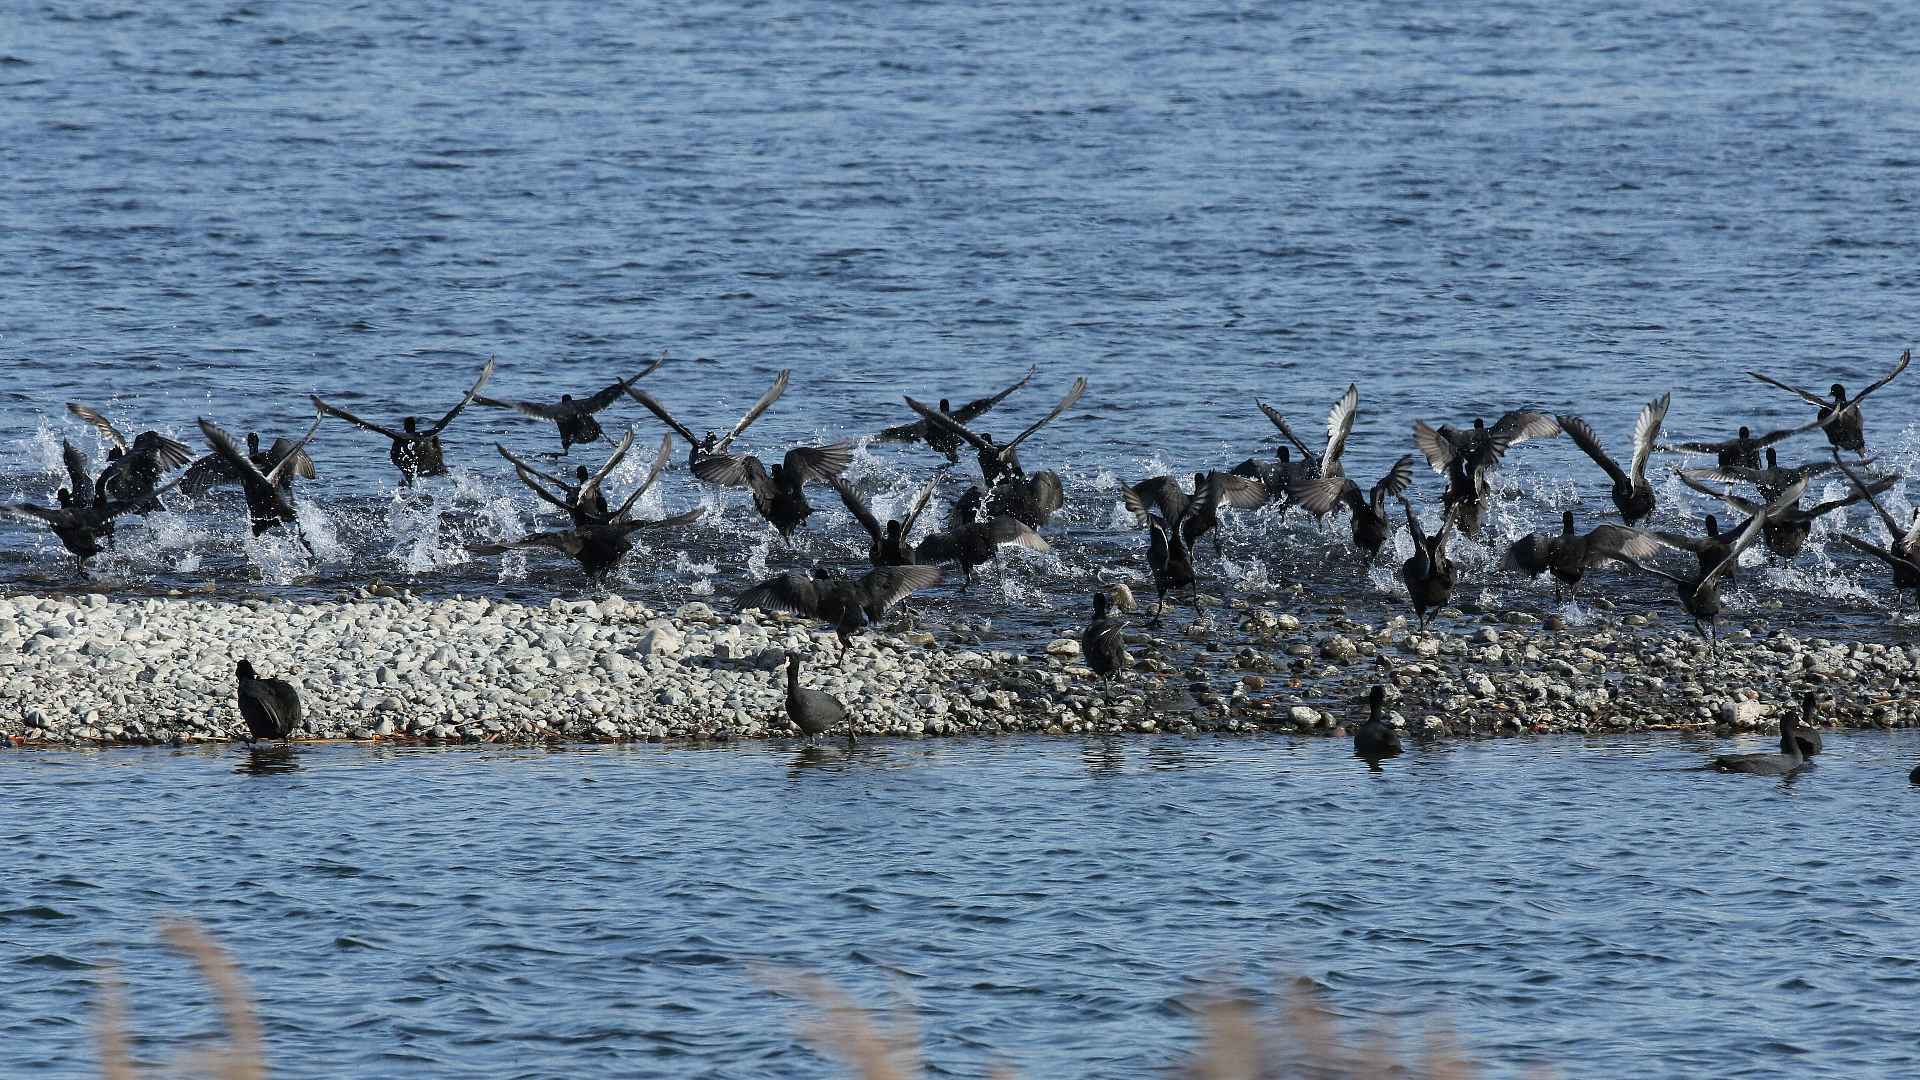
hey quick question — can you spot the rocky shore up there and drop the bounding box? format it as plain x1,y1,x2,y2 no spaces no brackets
1,589,1916,748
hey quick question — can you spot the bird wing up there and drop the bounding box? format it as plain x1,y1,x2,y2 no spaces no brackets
1259,402,1317,460
906,396,992,452
1411,420,1454,471
831,476,883,541
951,365,1037,424
1001,376,1086,453
1840,349,1911,409
738,570,824,617
1628,393,1671,487
495,445,575,495
1290,474,1355,517
624,388,701,445
512,466,576,512
65,403,129,451
474,395,575,420
1746,369,1828,407
1370,454,1416,505
1489,410,1562,445
609,433,677,520
129,431,194,471
1679,473,1763,516
575,428,639,511
61,441,93,497
900,474,940,536
422,355,496,436
1123,476,1186,524
985,514,1051,552
781,440,854,485
1025,470,1066,518
262,415,325,487
856,565,944,612
716,369,791,453
311,395,405,440
1560,414,1628,487
1583,524,1663,565
0,502,74,527
1322,384,1359,469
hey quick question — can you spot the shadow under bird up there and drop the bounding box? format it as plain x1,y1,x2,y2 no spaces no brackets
1748,348,1908,459
912,504,1051,587
1081,590,1128,678
906,375,1085,528
1560,392,1670,525
475,354,663,453
1504,509,1662,603
1613,477,1807,651
1399,498,1459,630
628,368,789,471
473,431,704,579
236,658,301,745
1352,684,1402,762
310,357,493,485
740,564,942,653
1123,471,1266,558
1680,469,1891,559
1707,696,1811,775
65,403,193,513
832,474,939,567
876,366,1035,463
1,441,186,568
197,415,325,539
1412,409,1561,538
784,652,852,745
1828,453,1920,607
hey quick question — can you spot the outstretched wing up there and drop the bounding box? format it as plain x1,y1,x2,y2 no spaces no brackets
609,433,676,520
1322,384,1359,469
311,396,404,440
65,403,128,451
951,366,1036,424
832,476,883,541
1746,369,1828,407
781,440,854,485
1259,402,1317,460
1000,376,1087,453
856,565,943,613
1560,414,1628,487
1628,393,1671,487
717,369,791,453
1489,410,1561,446
423,355,496,436
1840,349,1911,409
1411,421,1454,472
60,441,92,498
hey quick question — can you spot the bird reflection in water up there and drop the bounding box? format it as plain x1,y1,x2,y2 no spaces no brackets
236,745,301,775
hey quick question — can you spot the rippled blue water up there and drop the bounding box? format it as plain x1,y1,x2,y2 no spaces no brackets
5,736,1920,1078
4,0,1920,641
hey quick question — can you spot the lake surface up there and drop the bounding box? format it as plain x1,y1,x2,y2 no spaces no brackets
4,735,1919,1079
6,2,1920,1076
4,1,1920,646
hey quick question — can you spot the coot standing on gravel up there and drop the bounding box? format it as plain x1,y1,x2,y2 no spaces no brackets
784,652,853,746
236,659,302,744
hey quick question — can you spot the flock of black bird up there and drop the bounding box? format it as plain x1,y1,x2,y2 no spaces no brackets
8,351,1920,775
